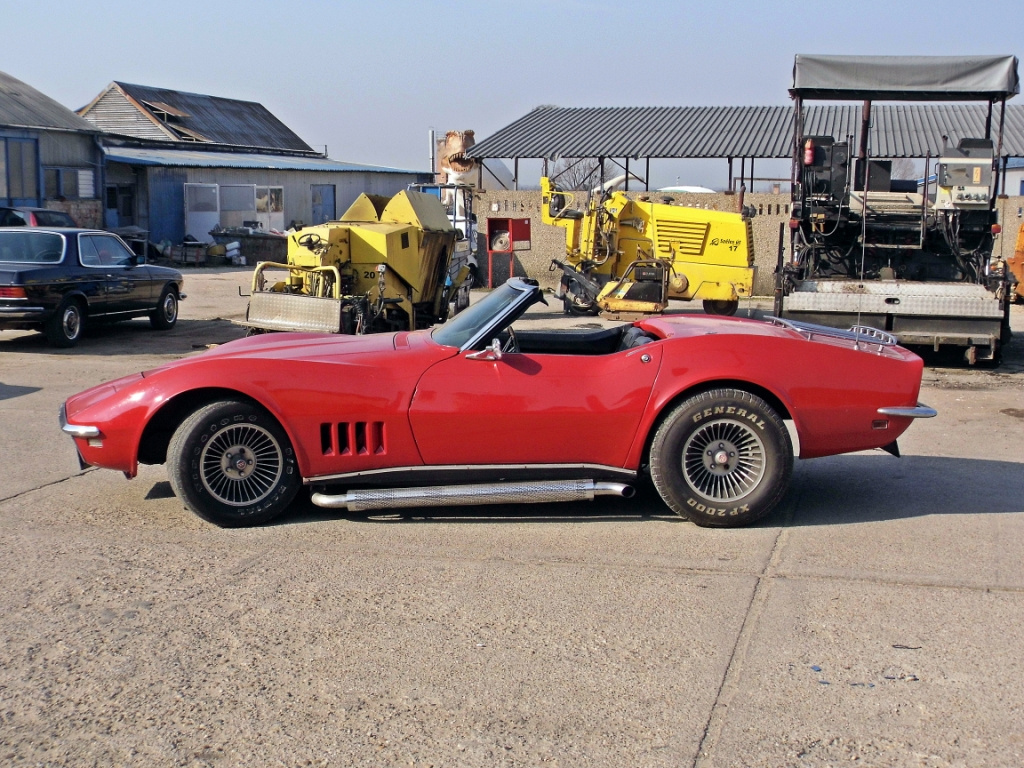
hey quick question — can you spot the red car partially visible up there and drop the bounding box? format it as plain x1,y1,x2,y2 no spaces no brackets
0,206,77,228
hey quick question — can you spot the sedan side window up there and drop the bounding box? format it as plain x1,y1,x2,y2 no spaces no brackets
81,235,135,266
78,236,102,267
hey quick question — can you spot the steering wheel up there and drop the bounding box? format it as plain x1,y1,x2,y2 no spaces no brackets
501,326,519,354
297,232,322,248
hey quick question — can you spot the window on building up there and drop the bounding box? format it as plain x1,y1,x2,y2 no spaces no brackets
2,138,38,201
44,168,81,199
256,186,283,213
220,184,257,212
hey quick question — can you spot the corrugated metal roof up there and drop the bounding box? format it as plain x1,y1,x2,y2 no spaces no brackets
470,104,1024,160
103,145,423,174
0,70,100,134
83,82,314,152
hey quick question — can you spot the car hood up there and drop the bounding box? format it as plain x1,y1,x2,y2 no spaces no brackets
149,329,435,372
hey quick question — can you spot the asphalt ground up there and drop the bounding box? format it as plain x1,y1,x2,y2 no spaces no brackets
1,266,1023,767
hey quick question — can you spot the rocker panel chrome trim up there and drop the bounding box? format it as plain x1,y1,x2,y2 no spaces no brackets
311,480,635,512
305,462,637,486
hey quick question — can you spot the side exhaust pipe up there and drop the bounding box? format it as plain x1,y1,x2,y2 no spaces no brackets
311,479,635,512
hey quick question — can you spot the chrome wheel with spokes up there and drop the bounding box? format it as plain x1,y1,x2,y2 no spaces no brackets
650,389,792,527
200,422,284,507
682,418,767,502
168,400,300,527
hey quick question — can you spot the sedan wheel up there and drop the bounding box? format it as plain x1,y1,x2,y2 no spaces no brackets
45,298,84,347
649,389,792,527
168,400,300,527
150,288,179,330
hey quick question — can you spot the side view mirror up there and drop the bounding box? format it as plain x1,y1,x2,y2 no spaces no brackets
466,338,502,361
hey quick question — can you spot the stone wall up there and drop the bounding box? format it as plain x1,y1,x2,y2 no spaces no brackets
44,198,103,230
474,189,1024,296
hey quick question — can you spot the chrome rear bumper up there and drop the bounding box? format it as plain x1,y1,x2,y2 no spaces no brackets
877,404,937,419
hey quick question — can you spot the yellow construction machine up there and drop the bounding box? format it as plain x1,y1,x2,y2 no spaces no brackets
541,177,756,316
242,189,470,335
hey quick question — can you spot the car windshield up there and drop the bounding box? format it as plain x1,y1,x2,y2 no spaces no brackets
432,280,538,350
0,231,65,264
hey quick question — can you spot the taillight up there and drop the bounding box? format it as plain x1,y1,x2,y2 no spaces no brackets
992,223,1002,235
0,286,28,299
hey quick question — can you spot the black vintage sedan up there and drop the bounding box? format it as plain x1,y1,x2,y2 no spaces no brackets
0,228,185,347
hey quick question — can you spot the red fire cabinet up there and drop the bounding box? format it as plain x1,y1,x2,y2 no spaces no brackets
486,216,531,287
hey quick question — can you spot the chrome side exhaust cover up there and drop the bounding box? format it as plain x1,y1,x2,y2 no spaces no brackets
311,479,635,512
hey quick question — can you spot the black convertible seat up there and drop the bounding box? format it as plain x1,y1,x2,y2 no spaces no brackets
512,325,658,355
515,326,623,355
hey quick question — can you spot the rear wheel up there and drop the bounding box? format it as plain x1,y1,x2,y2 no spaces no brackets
150,287,179,330
703,299,739,316
45,297,84,347
649,389,792,527
168,400,300,527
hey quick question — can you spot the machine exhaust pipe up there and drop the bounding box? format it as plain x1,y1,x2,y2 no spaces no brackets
311,479,635,512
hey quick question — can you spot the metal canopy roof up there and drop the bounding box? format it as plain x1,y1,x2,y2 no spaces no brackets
469,104,1024,161
791,54,1020,101
103,146,422,174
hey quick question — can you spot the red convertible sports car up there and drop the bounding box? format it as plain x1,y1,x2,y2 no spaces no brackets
60,278,935,528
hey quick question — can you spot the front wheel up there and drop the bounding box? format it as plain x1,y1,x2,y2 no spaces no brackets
168,400,300,527
703,299,739,316
150,287,179,330
649,389,793,527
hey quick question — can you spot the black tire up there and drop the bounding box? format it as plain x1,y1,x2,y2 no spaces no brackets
564,297,600,316
703,299,739,316
561,277,600,316
149,287,179,330
649,389,793,527
167,400,300,527
45,297,84,347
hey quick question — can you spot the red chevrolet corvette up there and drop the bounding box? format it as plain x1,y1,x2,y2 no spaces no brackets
61,278,935,528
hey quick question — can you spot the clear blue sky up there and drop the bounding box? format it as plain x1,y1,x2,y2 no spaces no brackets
2,0,1020,189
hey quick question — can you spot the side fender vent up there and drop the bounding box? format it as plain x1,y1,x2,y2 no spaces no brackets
320,421,386,456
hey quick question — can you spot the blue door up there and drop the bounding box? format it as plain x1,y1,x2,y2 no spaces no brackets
311,185,335,225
